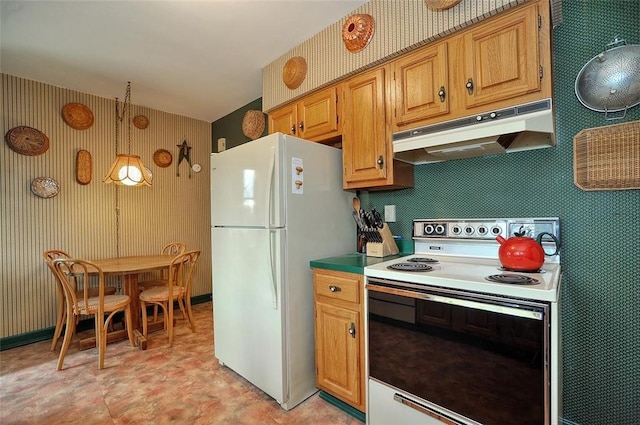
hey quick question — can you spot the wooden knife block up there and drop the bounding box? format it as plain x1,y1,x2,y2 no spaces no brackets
366,223,399,258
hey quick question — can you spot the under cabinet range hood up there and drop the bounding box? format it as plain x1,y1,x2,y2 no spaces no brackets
393,99,556,164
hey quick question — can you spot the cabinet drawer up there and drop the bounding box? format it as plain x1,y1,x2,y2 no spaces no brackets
314,269,361,304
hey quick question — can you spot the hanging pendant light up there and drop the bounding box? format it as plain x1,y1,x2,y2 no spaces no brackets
103,82,152,186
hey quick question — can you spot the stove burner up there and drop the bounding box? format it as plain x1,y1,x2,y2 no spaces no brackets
388,263,433,272
408,257,439,264
499,266,544,273
485,274,540,285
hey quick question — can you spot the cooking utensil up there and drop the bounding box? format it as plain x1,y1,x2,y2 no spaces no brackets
575,37,640,120
496,226,560,272
371,208,383,228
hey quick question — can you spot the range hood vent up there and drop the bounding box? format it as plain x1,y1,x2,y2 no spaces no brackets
393,99,555,164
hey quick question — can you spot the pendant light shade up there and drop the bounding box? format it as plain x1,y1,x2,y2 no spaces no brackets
104,154,152,186
103,81,152,187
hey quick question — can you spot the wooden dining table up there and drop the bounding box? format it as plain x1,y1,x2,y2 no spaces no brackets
81,254,174,351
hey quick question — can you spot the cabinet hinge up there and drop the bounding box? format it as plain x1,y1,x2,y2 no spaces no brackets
538,14,542,29
539,65,543,80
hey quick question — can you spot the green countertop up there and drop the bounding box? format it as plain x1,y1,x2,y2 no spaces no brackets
310,252,409,274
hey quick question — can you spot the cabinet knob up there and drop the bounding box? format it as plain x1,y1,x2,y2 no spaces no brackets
438,86,446,102
329,285,341,292
299,121,304,131
290,125,296,134
466,78,474,95
349,322,356,338
377,155,384,169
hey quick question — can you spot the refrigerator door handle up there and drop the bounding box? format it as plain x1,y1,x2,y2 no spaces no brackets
265,146,276,228
268,229,278,310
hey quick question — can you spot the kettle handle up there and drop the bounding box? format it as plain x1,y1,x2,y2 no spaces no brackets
536,232,560,256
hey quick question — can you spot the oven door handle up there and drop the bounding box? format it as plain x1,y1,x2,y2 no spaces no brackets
367,283,543,320
393,393,464,425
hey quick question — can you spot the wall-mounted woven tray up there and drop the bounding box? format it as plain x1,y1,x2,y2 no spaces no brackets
573,120,639,191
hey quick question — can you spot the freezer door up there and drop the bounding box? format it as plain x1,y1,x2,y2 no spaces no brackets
212,227,287,405
211,133,284,228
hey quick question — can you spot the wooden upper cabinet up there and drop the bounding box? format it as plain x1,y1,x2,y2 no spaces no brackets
462,1,541,109
269,103,297,136
268,84,341,142
393,42,449,128
343,67,388,185
298,85,341,141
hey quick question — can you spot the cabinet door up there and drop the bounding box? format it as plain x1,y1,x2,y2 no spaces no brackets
268,103,297,136
315,301,363,409
343,67,388,184
298,85,341,141
393,42,449,127
462,2,541,109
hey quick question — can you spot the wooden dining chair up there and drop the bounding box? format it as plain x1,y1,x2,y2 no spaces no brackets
52,258,135,370
43,250,117,351
138,242,187,321
139,250,200,347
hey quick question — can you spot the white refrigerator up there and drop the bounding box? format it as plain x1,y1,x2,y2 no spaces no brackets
210,132,355,410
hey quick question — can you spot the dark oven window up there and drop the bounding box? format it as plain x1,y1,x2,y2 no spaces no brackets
368,289,549,425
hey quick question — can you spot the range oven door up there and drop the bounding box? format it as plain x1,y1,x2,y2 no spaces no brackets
367,277,551,425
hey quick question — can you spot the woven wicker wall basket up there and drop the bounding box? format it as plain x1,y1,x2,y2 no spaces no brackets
242,110,266,140
61,103,94,130
424,0,463,10
573,120,640,191
282,57,307,90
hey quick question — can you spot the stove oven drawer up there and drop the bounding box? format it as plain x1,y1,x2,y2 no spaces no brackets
368,379,468,425
314,269,361,304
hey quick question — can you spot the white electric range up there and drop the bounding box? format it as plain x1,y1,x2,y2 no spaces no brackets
364,217,562,425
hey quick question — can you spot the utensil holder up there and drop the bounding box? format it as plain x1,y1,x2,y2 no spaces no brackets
366,224,399,258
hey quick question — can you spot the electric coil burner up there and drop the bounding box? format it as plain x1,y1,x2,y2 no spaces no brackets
407,257,439,263
485,273,540,285
387,262,433,272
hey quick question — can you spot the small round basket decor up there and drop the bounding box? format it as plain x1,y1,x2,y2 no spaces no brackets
153,149,173,168
61,102,94,130
5,126,50,156
242,110,266,140
282,56,307,90
31,177,60,198
424,0,463,11
133,115,149,129
342,14,375,53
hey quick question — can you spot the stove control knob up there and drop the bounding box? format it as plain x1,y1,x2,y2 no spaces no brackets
435,224,445,235
476,115,483,121
464,226,474,235
451,225,462,235
424,224,435,235
491,225,502,236
478,225,488,236
489,112,497,119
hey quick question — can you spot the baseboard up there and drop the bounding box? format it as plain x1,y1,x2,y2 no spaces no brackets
0,294,213,351
318,391,365,423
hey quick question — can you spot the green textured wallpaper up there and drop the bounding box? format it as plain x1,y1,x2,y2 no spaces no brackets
364,1,640,424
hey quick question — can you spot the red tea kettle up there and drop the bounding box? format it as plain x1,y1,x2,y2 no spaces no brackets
496,226,560,272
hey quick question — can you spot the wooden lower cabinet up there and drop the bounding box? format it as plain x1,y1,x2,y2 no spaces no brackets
313,269,365,412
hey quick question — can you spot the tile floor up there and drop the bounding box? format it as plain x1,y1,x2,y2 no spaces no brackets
0,302,364,425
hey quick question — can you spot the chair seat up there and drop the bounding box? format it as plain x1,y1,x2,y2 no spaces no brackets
138,279,167,289
74,294,131,315
80,286,117,297
140,286,186,303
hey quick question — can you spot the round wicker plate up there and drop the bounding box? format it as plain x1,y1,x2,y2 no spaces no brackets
31,177,60,198
424,0,463,10
5,126,50,156
61,102,94,130
242,110,266,140
153,149,173,168
342,14,375,53
133,115,149,129
282,57,307,90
